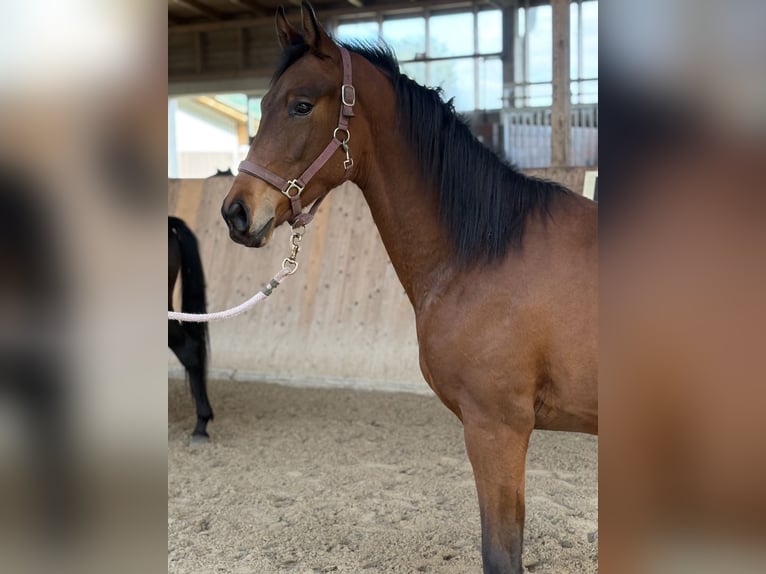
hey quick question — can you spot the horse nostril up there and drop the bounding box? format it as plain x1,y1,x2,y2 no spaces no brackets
225,199,250,233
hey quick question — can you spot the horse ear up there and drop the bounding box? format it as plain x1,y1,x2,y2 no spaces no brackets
300,0,334,53
275,6,302,49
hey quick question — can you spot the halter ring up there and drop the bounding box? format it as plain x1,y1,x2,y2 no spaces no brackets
333,128,350,144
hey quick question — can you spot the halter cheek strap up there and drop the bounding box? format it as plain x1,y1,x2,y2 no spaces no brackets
237,46,356,227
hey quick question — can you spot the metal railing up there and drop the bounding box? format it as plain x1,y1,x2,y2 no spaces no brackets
503,103,598,168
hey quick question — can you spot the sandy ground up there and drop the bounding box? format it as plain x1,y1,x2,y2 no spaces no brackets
168,379,598,573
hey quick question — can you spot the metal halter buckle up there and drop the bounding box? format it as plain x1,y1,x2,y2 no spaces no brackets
282,179,304,199
341,84,356,107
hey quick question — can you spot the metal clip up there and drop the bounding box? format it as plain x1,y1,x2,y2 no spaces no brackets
281,225,304,275
341,142,354,170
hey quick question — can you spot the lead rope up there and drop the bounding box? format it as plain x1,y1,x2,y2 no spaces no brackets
167,225,304,323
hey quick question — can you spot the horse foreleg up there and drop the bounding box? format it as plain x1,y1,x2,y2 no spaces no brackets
463,415,533,574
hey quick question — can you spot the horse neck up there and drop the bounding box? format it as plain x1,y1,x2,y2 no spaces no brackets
352,96,456,312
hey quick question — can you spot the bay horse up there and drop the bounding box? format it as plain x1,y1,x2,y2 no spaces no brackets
221,2,597,572
168,216,213,440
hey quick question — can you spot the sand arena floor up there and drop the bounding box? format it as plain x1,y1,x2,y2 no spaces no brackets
168,378,598,573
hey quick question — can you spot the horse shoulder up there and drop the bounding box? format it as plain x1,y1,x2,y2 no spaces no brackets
414,266,543,420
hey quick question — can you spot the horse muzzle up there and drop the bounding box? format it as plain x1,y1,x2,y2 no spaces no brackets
222,179,283,247
222,202,276,248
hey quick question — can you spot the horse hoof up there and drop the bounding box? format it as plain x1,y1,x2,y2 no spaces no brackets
190,432,210,446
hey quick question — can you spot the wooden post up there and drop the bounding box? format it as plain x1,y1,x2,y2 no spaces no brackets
551,0,571,166
501,3,517,105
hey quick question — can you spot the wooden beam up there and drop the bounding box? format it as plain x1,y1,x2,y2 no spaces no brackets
194,96,248,123
168,69,273,94
169,0,480,33
487,0,517,7
228,0,268,17
173,0,225,21
551,0,571,166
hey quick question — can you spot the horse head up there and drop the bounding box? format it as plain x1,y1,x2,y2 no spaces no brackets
221,1,360,247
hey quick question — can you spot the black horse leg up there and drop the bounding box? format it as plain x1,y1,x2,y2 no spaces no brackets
168,321,213,439
187,361,213,438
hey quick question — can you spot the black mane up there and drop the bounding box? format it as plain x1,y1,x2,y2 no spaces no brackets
278,39,571,261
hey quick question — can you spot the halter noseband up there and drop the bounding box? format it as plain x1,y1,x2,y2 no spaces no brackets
237,46,355,228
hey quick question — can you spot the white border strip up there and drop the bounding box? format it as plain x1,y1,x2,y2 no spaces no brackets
583,170,598,201
168,367,434,396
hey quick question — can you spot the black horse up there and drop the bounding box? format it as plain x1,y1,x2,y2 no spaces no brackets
168,216,213,440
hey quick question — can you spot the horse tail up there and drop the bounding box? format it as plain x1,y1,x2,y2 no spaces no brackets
168,216,208,363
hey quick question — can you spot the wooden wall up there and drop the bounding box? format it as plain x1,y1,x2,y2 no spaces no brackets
169,178,424,393
169,169,589,392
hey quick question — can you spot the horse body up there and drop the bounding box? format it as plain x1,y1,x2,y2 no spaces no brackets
413,207,598,434
364,179,595,572
354,125,597,570
168,216,213,439
221,3,596,572
347,57,598,438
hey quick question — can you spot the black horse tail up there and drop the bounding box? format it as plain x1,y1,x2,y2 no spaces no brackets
168,217,208,362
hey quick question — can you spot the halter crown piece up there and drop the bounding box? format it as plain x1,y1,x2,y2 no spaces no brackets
237,46,356,227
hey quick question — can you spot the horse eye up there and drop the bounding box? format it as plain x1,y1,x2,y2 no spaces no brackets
292,101,313,116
